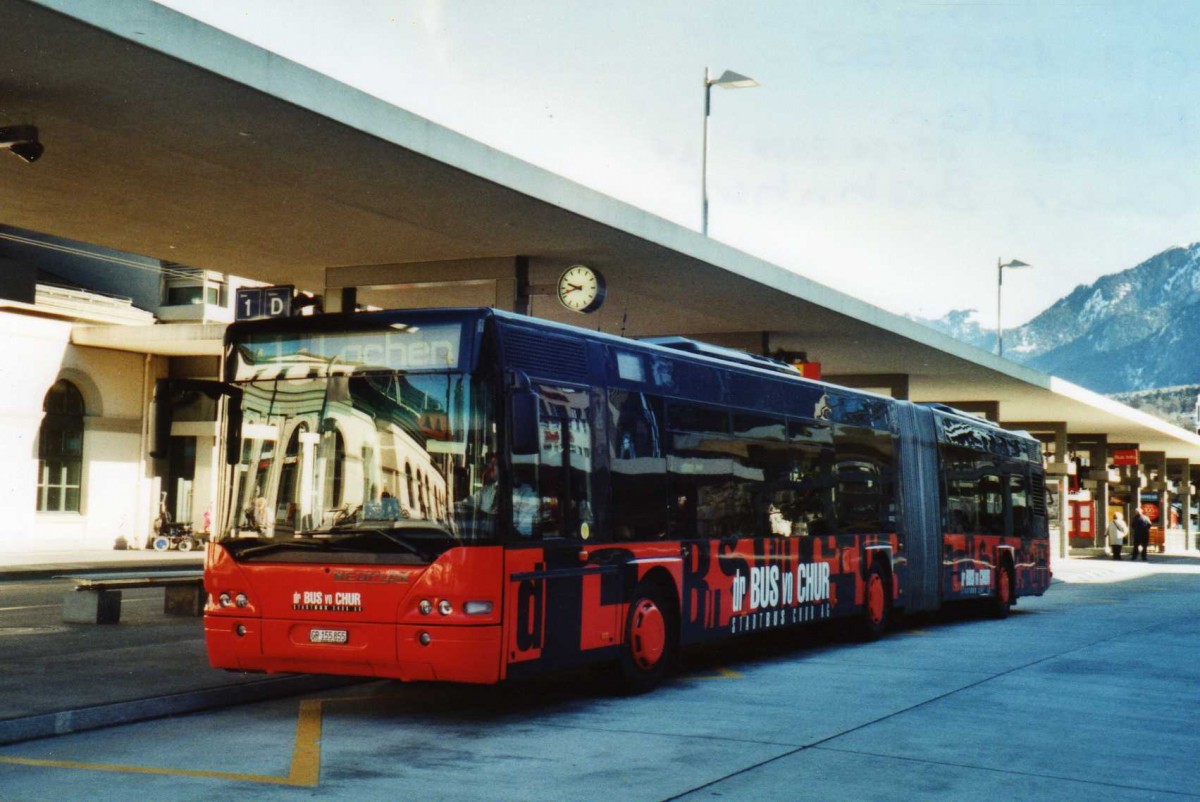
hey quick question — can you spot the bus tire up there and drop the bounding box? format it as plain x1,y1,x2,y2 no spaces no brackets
617,582,676,694
857,563,890,641
989,562,1014,619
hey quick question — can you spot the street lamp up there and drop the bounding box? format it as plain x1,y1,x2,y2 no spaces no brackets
702,68,759,236
996,258,1033,358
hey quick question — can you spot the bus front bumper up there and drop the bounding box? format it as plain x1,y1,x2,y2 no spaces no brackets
205,616,503,684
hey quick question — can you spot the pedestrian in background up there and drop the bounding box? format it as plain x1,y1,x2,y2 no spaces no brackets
1106,512,1127,560
1130,508,1152,562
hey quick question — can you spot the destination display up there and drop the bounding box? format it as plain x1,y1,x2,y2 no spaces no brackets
232,323,463,379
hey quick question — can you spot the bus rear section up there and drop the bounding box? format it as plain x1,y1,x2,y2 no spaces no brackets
895,403,1053,619
204,541,506,683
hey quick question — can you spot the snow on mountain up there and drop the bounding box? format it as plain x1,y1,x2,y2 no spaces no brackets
910,242,1200,393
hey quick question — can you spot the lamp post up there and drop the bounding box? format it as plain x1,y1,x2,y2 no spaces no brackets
996,258,1032,357
702,68,759,236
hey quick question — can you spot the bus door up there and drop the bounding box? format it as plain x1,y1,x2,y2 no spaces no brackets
504,384,620,676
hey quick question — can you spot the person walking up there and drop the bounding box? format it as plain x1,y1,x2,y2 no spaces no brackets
1106,512,1128,560
1130,508,1152,562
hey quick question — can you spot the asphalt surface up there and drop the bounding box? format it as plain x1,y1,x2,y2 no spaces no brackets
0,549,355,745
0,547,1195,751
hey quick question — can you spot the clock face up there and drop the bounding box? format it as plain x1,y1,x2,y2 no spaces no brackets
557,265,606,313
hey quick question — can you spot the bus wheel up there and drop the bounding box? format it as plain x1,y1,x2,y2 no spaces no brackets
989,564,1014,619
858,565,889,640
618,584,675,694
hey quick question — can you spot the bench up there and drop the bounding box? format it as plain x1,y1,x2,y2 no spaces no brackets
57,570,205,624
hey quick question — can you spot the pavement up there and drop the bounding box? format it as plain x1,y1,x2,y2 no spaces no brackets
1,547,1199,749
0,547,358,746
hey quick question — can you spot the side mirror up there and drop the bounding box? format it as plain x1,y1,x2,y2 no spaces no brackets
224,387,243,465
152,379,243,465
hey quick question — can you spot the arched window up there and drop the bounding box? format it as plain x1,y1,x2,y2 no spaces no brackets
322,428,346,509
276,423,307,532
37,380,85,512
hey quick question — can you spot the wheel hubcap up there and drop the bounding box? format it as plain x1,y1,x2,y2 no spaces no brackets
630,599,666,670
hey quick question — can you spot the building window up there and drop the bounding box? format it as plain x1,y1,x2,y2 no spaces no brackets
37,380,84,512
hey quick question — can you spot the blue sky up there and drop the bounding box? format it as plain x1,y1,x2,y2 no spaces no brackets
154,0,1200,327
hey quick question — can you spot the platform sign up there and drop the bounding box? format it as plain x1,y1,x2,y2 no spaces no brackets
1112,448,1139,466
236,285,294,321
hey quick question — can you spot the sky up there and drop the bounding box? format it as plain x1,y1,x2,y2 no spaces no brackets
153,0,1200,327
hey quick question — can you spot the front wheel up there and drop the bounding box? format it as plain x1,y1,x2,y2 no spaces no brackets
617,583,677,694
151,535,171,552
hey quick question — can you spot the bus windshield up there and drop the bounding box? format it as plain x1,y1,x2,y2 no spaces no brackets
226,369,496,560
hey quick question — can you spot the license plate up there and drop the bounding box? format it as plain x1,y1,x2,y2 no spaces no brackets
309,628,348,644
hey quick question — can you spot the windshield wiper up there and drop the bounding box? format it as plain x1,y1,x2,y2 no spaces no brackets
327,528,433,561
236,539,330,558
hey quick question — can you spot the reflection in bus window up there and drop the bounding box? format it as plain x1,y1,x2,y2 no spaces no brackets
526,385,592,540
1010,474,1029,536
980,474,1004,534
275,423,307,535
229,371,495,543
667,400,757,538
608,390,666,540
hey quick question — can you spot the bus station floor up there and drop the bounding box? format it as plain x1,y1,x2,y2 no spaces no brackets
0,549,356,745
0,548,1197,749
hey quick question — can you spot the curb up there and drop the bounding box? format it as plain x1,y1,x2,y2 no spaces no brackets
0,560,205,582
0,675,364,746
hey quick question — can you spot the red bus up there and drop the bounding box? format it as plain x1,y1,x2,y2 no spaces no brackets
162,307,1050,692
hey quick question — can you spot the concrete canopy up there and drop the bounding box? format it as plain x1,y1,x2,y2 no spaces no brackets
5,0,1200,462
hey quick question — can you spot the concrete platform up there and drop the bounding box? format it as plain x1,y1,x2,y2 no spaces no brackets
0,550,358,745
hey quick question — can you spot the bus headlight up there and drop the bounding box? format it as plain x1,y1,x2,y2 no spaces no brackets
218,592,233,608
235,593,249,608
418,599,433,615
437,599,453,616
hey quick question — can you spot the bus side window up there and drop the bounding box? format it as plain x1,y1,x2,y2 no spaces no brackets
979,473,1005,535
1010,473,1029,536
608,390,666,540
531,385,592,540
667,402,754,539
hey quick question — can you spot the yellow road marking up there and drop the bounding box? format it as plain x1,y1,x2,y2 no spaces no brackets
686,666,742,680
0,755,305,786
287,698,323,786
0,696,328,787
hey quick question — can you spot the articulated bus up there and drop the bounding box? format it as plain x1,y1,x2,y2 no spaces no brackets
176,307,1051,691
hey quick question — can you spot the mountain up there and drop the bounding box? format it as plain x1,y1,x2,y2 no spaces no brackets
1109,386,1200,433
911,243,1200,393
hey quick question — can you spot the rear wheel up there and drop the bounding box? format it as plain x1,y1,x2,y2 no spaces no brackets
857,564,890,640
618,583,676,694
989,563,1014,619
